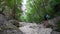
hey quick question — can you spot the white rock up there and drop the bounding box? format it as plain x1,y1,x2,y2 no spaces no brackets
19,22,52,34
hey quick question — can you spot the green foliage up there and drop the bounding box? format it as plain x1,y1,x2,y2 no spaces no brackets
55,0,60,3
56,20,60,30
21,0,57,23
57,21,60,29
0,0,22,20
15,7,22,20
14,0,22,21
6,0,15,8
1,0,60,23
6,0,22,19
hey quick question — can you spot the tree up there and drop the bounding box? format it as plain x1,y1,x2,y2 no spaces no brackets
21,0,57,23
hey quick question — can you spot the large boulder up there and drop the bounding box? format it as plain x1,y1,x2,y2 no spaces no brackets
48,16,60,26
0,14,24,34
19,22,52,34
48,16,60,31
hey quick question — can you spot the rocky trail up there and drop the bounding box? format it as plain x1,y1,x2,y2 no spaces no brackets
19,16,60,34
0,14,60,34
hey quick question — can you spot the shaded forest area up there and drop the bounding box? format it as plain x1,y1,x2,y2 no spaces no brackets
0,0,60,33
0,0,60,22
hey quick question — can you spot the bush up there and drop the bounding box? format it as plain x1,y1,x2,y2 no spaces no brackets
21,0,57,23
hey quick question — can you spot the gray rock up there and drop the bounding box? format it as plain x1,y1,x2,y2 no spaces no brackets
0,14,7,21
0,30,23,34
48,16,60,26
0,14,24,34
8,20,20,27
48,16,60,31
19,22,52,34
51,31,60,34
